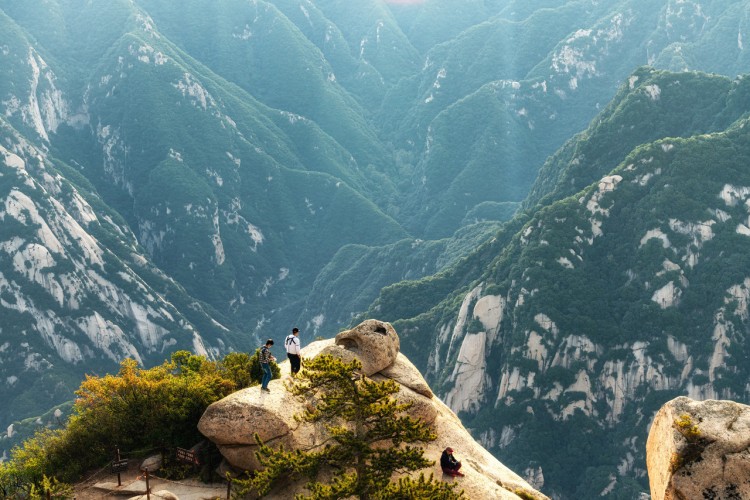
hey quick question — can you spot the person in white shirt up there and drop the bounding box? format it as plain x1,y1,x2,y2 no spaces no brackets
285,327,302,377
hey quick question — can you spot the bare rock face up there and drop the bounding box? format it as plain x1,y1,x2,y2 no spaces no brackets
380,352,434,398
647,396,750,500
197,385,299,470
333,319,400,375
198,320,547,500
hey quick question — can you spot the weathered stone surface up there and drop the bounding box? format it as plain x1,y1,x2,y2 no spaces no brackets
152,491,179,500
427,396,544,500
294,338,334,361
334,319,399,375
93,479,226,499
197,375,318,470
379,352,433,398
198,320,548,500
140,454,162,472
317,343,360,367
216,444,263,472
647,396,750,500
127,491,179,500
197,385,298,446
263,393,545,500
398,386,437,424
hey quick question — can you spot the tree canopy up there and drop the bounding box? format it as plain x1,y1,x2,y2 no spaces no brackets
0,349,279,497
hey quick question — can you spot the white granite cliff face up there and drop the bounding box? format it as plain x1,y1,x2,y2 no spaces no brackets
0,144,201,361
2,48,80,144
443,286,504,414
198,320,548,500
436,282,748,489
0,130,221,428
429,172,750,492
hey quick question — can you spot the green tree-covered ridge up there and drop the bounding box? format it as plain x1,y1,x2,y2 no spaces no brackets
4,1,750,497
366,69,750,498
5,0,750,434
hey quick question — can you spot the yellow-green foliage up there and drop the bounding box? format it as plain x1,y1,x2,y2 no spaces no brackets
513,488,541,500
0,350,279,496
669,413,705,473
668,453,683,474
674,414,701,441
0,466,73,500
378,473,465,499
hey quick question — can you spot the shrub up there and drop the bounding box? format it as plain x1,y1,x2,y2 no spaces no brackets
0,350,280,492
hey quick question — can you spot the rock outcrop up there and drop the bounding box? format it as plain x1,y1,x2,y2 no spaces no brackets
199,320,548,499
646,396,750,500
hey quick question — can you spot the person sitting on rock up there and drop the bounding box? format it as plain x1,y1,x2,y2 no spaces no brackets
440,447,464,477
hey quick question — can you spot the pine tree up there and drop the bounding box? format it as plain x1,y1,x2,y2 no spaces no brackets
244,354,463,499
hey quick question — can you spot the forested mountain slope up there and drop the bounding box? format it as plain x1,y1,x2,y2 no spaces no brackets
0,119,229,424
0,0,409,426
367,69,750,498
3,3,750,494
386,0,750,238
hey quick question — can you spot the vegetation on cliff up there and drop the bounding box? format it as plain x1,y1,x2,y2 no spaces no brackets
0,350,278,497
238,354,462,500
366,69,750,498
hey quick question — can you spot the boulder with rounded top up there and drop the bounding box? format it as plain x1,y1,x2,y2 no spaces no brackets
334,319,400,376
647,396,750,500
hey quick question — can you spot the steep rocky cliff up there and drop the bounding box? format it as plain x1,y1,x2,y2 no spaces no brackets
368,70,750,498
198,320,548,500
0,123,228,425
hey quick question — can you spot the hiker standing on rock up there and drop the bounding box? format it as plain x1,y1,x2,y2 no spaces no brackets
259,339,275,392
286,327,302,377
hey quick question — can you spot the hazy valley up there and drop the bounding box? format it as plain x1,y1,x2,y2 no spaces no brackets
2,1,750,497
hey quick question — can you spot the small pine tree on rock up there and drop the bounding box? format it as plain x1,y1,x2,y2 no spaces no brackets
241,354,463,499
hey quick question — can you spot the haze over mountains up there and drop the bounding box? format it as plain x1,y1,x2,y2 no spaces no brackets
2,0,750,497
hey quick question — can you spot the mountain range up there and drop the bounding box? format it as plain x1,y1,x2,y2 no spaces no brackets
369,67,750,497
2,1,750,497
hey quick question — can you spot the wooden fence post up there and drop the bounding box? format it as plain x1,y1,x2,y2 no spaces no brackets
112,447,128,486
144,468,150,500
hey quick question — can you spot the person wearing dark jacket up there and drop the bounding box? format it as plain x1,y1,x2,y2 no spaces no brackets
440,447,464,476
259,339,275,392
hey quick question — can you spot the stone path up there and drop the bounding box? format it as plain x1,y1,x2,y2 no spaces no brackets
73,460,227,499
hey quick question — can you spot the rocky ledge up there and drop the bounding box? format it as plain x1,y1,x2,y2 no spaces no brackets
647,396,750,500
198,319,548,499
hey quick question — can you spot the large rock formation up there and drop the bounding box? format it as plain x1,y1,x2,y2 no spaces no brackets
199,319,548,499
646,396,750,500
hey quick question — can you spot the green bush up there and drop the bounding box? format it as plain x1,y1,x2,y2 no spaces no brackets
0,350,280,493
247,349,282,385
